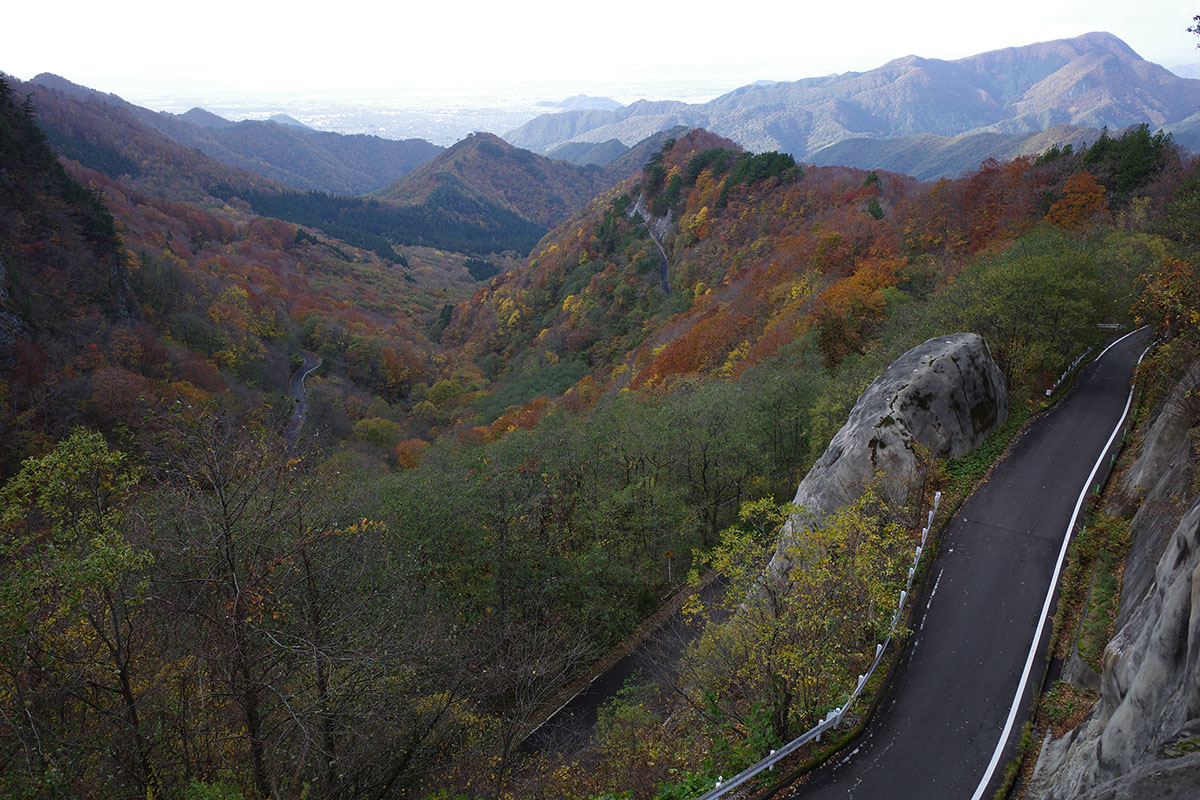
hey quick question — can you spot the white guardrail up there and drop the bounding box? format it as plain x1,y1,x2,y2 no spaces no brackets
1045,347,1092,396
694,490,942,800
1045,325,1140,397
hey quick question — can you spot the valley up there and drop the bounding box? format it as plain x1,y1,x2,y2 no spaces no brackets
2,21,1200,800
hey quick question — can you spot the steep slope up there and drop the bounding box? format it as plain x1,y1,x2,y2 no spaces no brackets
0,77,127,338
15,76,276,200
28,73,443,194
503,32,1200,174
443,120,1185,434
0,72,477,478
372,132,618,229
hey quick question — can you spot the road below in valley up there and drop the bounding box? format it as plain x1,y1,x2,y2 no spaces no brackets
284,350,321,447
519,575,725,756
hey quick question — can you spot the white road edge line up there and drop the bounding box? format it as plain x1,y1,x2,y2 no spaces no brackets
1093,325,1146,362
968,338,1149,800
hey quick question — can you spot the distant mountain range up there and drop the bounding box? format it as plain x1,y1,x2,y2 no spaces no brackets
505,32,1200,177
537,94,623,112
28,73,443,194
808,124,1102,181
15,75,279,200
8,71,678,257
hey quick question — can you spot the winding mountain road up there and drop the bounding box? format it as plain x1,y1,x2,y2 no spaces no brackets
284,350,321,447
649,230,671,295
786,328,1149,800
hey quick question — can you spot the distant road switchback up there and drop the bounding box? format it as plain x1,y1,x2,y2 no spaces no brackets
787,329,1149,800
284,350,321,447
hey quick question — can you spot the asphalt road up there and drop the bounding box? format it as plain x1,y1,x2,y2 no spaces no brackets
284,350,321,446
786,329,1148,800
631,204,672,294
651,233,671,295
519,576,726,756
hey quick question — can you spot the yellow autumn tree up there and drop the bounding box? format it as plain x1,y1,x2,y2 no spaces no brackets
680,488,911,747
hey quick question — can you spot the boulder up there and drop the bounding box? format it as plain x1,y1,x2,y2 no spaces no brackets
770,333,1008,574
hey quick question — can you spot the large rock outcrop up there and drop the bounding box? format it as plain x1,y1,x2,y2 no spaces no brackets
770,333,1008,574
1028,358,1200,800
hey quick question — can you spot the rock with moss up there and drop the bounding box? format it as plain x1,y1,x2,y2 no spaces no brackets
769,332,1008,575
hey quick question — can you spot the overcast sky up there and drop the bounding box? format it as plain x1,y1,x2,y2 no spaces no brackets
6,0,1199,104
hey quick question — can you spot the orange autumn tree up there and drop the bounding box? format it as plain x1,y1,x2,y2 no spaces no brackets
1047,171,1107,231
634,309,755,388
811,257,901,366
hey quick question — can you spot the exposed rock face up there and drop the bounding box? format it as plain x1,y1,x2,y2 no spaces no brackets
1122,358,1200,501
1028,359,1200,800
0,254,28,354
770,333,1008,574
627,193,674,242
1029,497,1200,799
1106,359,1200,629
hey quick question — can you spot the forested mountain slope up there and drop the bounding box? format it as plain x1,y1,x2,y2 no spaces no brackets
373,131,619,229
29,72,443,193
809,123,1101,179
444,124,1183,427
0,72,465,478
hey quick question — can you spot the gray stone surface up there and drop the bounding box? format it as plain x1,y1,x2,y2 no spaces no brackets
627,193,675,241
1113,357,1200,627
1117,434,1197,628
1028,421,1200,800
1064,651,1103,693
769,333,1008,574
1122,358,1200,499
1027,356,1200,800
0,254,26,353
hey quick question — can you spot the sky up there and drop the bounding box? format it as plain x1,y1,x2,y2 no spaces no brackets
5,0,1199,107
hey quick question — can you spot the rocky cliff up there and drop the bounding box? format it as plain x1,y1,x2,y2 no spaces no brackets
770,333,1008,575
1028,358,1200,800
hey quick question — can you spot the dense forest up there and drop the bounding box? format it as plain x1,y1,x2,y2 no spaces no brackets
2,66,1199,800
213,183,547,258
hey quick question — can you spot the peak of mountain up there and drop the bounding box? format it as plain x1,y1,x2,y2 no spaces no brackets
538,94,623,112
28,72,123,106
502,32,1200,177
178,107,235,128
373,131,620,230
268,113,309,129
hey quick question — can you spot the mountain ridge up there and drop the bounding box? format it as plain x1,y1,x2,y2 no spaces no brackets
503,32,1200,175
28,73,443,194
373,130,651,231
